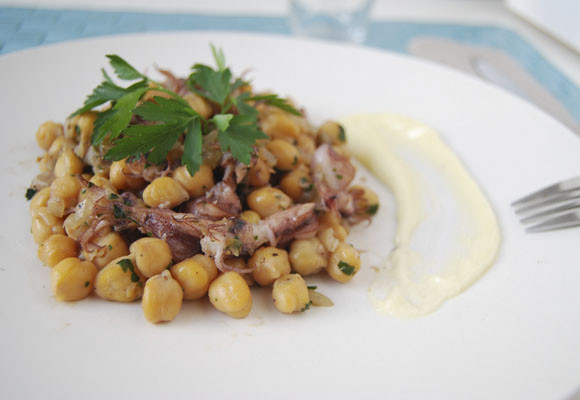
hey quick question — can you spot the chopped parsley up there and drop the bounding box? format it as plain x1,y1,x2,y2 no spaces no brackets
25,188,37,201
84,281,90,287
366,204,379,216
117,258,141,283
307,285,317,290
338,260,356,275
301,301,312,312
108,193,119,200
338,125,346,142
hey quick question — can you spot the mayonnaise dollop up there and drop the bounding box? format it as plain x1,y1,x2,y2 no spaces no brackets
341,113,501,317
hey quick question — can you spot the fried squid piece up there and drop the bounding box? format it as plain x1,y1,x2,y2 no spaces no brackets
91,196,318,272
311,144,356,215
183,153,244,220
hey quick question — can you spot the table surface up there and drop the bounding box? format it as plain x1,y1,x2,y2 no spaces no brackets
3,0,579,88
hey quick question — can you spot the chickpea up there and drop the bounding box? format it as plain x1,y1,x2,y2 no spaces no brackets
47,136,75,159
143,177,190,209
50,175,81,210
289,238,327,276
327,242,361,283
51,257,97,301
317,228,340,253
279,164,312,202
38,234,78,267
266,139,301,171
249,246,291,286
261,112,301,140
109,159,145,191
64,115,80,140
170,258,210,300
317,121,346,145
94,255,144,302
247,158,273,187
74,112,97,159
350,185,380,216
30,187,51,216
318,212,348,241
130,238,173,278
208,272,252,318
240,210,261,224
36,121,63,150
247,187,293,218
272,274,310,314
173,164,214,198
89,175,116,192
31,207,65,244
142,270,183,323
83,231,129,269
183,93,213,119
189,254,219,282
54,148,84,178
296,134,316,162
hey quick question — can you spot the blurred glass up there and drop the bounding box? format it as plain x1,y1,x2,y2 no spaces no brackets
289,0,374,44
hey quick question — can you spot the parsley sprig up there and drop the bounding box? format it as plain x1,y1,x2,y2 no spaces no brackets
73,45,301,175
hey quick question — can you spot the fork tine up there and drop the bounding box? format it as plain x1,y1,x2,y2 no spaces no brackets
512,176,580,206
520,199,580,223
526,210,580,232
514,192,580,215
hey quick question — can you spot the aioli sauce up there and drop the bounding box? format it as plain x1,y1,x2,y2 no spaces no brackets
341,113,501,317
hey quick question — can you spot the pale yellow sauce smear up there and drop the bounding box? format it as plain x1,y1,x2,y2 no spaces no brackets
341,113,501,317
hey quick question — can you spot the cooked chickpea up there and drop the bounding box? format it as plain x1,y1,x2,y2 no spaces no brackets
317,227,340,253
38,234,78,267
30,187,51,216
319,212,348,241
247,158,273,187
272,274,310,314
36,121,63,150
350,185,380,216
142,270,183,323
109,159,145,191
54,148,84,178
289,238,327,276
143,177,190,209
317,121,346,145
173,164,214,198
327,242,361,283
240,210,261,224
89,175,116,192
170,258,210,300
94,255,144,302
279,164,312,201
51,257,97,301
190,254,218,282
129,238,173,278
47,136,75,159
249,246,291,286
208,272,252,318
31,207,65,244
83,231,129,269
296,134,316,162
49,175,82,211
261,112,301,140
266,139,301,171
74,112,97,158
247,187,293,218
183,93,213,119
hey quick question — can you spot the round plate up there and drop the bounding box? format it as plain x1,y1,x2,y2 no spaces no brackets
1,32,579,399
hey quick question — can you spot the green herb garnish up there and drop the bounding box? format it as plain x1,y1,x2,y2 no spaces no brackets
307,285,317,290
338,260,355,275
117,258,141,283
25,188,37,201
366,204,379,216
108,193,119,200
338,125,346,142
72,45,300,177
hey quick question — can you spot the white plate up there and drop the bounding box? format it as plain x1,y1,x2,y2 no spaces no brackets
1,32,579,400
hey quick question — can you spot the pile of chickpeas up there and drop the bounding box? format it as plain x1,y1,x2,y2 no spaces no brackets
29,92,378,324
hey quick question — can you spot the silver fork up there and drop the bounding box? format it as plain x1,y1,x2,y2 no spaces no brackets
512,176,580,232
